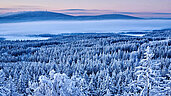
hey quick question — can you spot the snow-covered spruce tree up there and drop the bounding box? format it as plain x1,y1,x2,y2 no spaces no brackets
0,70,22,96
71,72,89,95
0,69,5,87
104,89,112,96
129,46,155,96
0,69,9,96
149,58,171,96
26,70,85,96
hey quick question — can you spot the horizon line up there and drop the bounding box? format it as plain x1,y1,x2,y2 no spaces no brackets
0,10,171,18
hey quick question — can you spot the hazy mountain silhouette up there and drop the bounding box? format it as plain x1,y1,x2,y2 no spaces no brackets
0,11,142,23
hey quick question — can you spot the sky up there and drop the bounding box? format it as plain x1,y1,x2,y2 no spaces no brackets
0,0,171,17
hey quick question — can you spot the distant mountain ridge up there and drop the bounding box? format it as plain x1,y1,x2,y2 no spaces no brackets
0,11,142,23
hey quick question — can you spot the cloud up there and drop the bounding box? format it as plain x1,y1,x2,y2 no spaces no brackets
150,12,171,15
54,9,115,13
118,12,171,15
0,8,22,11
0,8,12,10
59,9,87,11
62,12,101,15
53,9,115,16
116,12,171,18
12,5,43,8
0,5,45,14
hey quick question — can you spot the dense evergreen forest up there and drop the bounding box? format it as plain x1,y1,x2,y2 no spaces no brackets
0,29,170,96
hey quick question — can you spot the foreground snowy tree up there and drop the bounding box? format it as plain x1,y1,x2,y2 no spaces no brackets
129,45,171,96
0,70,5,86
0,70,22,96
104,89,112,96
27,70,85,96
0,70,9,96
129,46,155,96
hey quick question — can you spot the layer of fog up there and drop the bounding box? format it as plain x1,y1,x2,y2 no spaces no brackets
0,20,171,40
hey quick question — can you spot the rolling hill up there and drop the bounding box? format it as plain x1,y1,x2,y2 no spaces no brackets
0,11,142,23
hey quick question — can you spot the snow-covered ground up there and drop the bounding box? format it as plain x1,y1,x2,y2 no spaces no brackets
0,20,171,40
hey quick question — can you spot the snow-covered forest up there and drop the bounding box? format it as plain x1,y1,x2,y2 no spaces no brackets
0,29,171,96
